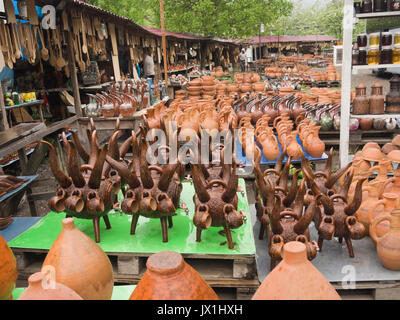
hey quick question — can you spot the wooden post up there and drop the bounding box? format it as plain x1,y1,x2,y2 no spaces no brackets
160,0,169,87
0,84,9,131
18,148,37,217
340,0,354,168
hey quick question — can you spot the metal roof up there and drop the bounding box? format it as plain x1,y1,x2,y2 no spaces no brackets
241,35,337,44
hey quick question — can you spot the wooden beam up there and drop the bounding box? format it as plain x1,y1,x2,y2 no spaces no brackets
0,84,9,132
160,0,169,86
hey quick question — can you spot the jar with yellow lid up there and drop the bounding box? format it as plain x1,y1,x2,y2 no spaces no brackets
368,47,380,65
369,33,380,47
394,45,400,64
395,32,400,46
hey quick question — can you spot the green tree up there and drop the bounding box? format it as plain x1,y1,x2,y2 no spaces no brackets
269,0,365,41
87,0,294,39
86,0,157,26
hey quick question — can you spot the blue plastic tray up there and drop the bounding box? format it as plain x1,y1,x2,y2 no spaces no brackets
0,175,38,203
235,135,328,165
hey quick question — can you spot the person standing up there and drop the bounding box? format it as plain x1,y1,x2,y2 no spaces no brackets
239,48,247,72
143,48,155,80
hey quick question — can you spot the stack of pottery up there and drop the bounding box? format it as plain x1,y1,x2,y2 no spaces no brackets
0,234,17,300
326,64,337,81
201,76,216,100
187,78,202,99
175,90,187,100
253,82,266,93
216,82,227,98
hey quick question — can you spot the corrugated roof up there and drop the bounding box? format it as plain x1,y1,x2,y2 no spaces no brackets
141,26,204,41
242,35,337,44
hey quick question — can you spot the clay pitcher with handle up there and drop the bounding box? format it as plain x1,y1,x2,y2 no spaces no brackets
371,209,400,271
368,193,399,245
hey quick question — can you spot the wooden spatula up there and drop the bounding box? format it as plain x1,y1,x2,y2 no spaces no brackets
26,0,39,26
3,0,16,24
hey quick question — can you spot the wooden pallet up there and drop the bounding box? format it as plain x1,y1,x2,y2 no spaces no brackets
333,281,400,300
12,248,258,289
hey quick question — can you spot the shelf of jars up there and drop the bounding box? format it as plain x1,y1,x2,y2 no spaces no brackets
350,114,400,119
353,64,400,71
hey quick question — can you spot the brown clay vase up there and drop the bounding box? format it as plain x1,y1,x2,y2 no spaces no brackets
368,193,399,245
18,272,83,300
41,218,114,300
130,251,219,300
0,234,17,300
370,209,400,271
252,242,341,300
306,126,325,158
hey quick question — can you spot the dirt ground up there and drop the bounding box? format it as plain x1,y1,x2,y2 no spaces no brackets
14,69,392,218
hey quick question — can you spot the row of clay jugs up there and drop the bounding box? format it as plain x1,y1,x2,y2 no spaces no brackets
41,218,114,300
252,242,341,300
0,234,17,300
370,209,400,271
130,251,219,300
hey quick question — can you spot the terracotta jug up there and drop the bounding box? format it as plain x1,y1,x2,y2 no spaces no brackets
286,131,303,160
371,209,400,270
258,132,280,161
306,126,325,158
41,218,114,300
0,234,17,300
368,193,399,245
18,272,83,300
252,242,341,300
356,180,384,235
130,251,219,300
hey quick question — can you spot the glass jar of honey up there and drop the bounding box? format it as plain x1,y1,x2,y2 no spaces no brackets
359,47,368,65
382,32,393,46
368,47,380,65
357,34,368,47
369,33,380,47
393,45,400,63
380,46,393,64
395,32,400,45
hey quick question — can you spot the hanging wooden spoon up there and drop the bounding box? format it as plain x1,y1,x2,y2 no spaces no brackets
55,26,66,69
0,21,8,53
5,25,15,63
47,28,56,67
38,25,49,61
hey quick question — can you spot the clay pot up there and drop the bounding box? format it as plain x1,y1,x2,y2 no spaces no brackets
388,150,400,163
41,218,114,300
252,242,341,300
363,142,381,151
382,143,399,155
368,193,399,245
18,272,83,300
130,251,219,300
371,209,400,270
361,147,384,162
0,234,17,300
359,118,373,131
393,135,400,147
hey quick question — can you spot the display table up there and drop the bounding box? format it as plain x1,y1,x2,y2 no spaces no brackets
8,180,258,297
246,181,400,300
